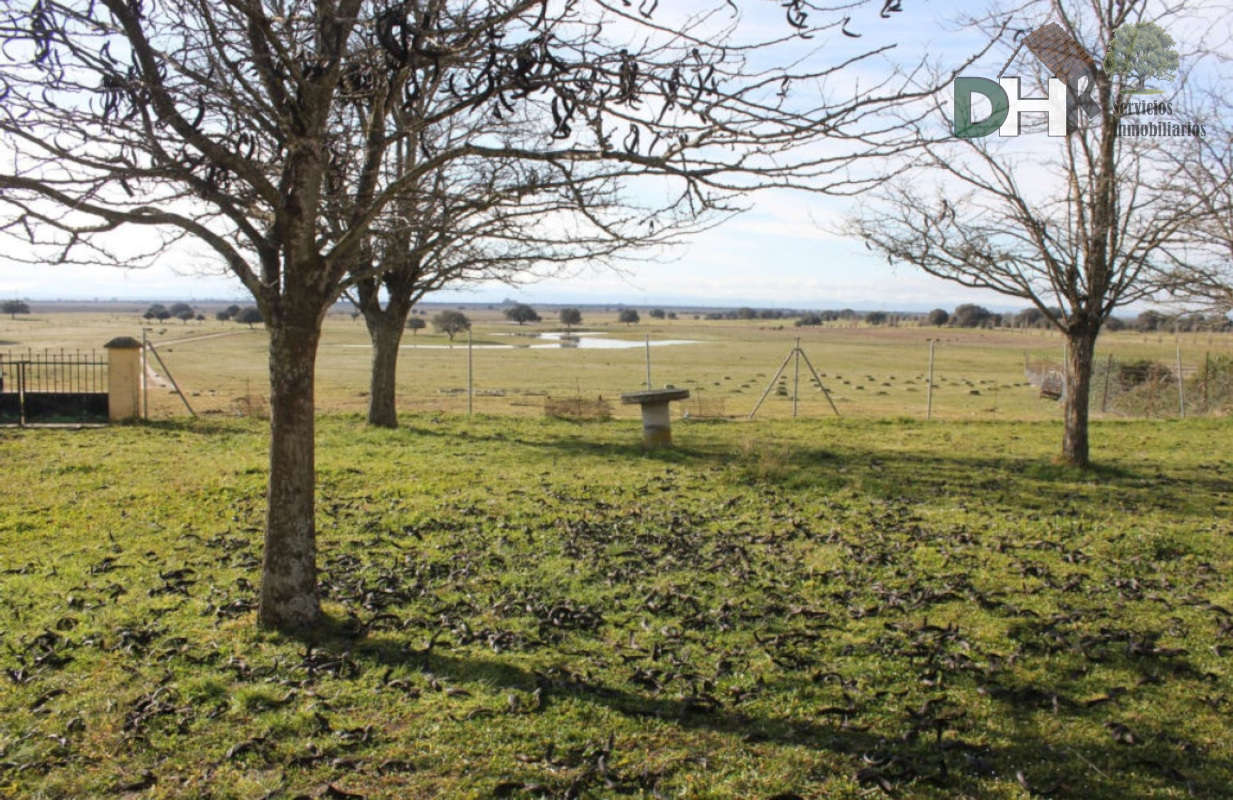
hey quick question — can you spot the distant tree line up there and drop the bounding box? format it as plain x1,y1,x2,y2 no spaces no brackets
143,302,202,323
914,304,1233,333
364,300,1233,335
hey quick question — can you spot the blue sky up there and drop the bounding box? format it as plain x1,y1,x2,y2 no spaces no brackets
1,1,1226,312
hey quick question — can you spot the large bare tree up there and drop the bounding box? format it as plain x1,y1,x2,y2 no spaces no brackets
1158,90,1233,311
0,0,983,632
851,0,1231,467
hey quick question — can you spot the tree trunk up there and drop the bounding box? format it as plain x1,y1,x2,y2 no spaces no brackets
258,320,322,633
356,282,413,428
1061,327,1099,468
367,310,410,428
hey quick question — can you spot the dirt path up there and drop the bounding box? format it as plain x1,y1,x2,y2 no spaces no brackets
145,360,169,389
143,329,254,388
152,329,256,347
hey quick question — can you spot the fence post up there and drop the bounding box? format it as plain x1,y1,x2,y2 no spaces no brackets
1205,351,1211,410
1176,347,1185,418
104,337,143,422
1101,354,1113,413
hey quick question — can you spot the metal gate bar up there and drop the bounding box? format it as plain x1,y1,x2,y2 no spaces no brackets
0,350,108,426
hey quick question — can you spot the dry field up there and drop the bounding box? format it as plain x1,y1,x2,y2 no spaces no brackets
2,303,1228,422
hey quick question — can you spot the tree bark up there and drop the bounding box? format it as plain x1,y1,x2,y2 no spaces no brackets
357,279,413,429
1061,327,1099,468
258,318,323,632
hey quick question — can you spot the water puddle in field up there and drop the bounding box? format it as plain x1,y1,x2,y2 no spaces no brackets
334,332,702,350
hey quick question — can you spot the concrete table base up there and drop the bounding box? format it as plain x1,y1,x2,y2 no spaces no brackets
620,388,690,448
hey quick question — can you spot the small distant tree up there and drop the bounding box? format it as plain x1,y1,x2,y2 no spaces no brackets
224,305,242,319
795,313,824,327
143,303,167,321
736,307,758,320
169,302,193,317
618,309,640,325
648,308,666,319
1013,308,1049,329
176,310,194,324
926,308,949,326
951,304,993,328
1104,22,1179,93
433,310,471,341
559,308,583,331
214,310,231,322
1136,310,1167,332
504,304,541,326
865,311,889,326
667,312,678,320
236,308,263,330
406,317,427,336
2,299,30,319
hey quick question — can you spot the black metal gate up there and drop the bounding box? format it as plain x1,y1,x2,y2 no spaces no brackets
0,350,109,425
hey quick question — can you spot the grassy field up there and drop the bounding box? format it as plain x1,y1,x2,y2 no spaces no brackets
2,307,1229,422
1,413,1231,798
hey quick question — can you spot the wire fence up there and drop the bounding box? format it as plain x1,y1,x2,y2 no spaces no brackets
1025,351,1233,418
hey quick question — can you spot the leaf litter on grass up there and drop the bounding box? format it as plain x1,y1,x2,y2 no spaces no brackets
0,415,1230,798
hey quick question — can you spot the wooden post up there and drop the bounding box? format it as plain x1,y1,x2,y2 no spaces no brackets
926,339,936,422
467,328,473,416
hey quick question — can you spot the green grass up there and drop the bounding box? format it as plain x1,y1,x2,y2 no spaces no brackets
1,414,1231,798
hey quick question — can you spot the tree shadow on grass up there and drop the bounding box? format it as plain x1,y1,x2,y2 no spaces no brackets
396,419,1228,520
285,626,1232,798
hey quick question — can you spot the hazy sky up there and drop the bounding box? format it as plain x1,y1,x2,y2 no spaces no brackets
1,1,1225,311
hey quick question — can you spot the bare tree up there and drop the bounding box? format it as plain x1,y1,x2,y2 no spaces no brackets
0,0,986,632
1158,90,1233,311
850,0,1231,467
341,148,682,428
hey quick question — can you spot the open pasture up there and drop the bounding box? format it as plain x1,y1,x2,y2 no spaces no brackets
2,307,1229,422
1,413,1231,798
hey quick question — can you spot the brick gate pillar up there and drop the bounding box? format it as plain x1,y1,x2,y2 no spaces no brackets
104,336,143,422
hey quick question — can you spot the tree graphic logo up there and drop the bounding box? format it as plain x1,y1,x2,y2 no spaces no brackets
1104,22,1178,94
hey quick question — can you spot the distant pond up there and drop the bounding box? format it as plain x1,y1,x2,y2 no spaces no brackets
335,332,702,350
